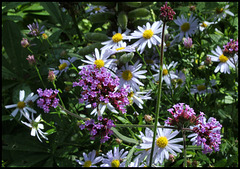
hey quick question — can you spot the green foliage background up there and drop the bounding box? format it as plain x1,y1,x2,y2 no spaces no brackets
2,2,238,167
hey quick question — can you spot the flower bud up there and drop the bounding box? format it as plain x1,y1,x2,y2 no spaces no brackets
204,56,212,65
115,138,122,144
169,154,175,163
189,5,196,11
26,55,36,65
183,37,193,48
48,70,56,82
42,33,48,39
144,114,153,123
192,160,198,167
21,38,30,48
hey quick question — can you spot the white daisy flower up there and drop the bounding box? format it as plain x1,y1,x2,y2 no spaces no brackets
100,146,128,167
128,90,152,109
21,114,48,142
101,27,131,50
86,4,107,15
208,46,235,74
5,90,38,120
138,123,183,165
128,21,163,54
117,60,147,92
109,42,136,55
208,4,234,22
171,70,186,88
51,57,77,77
76,150,103,167
128,154,145,167
79,48,117,73
173,13,198,43
199,21,214,31
86,102,118,117
190,79,216,94
152,61,179,86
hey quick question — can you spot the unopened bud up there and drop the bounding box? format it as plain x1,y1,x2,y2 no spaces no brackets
115,138,122,144
192,160,198,167
169,154,175,163
189,5,196,11
48,70,56,82
42,33,48,39
26,55,36,65
21,38,30,48
144,114,153,123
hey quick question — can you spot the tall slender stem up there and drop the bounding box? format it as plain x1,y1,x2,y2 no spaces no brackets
149,21,166,167
182,129,187,167
58,104,88,120
34,65,46,88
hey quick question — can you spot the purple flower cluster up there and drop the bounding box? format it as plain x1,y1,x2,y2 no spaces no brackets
223,39,238,57
79,116,115,143
165,103,197,128
159,2,176,22
73,65,130,114
27,21,45,36
36,88,59,113
191,114,222,154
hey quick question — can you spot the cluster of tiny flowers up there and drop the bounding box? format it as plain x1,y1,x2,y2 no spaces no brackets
165,103,197,128
73,65,130,114
36,88,59,113
159,2,176,22
223,39,238,57
79,116,115,143
192,114,222,154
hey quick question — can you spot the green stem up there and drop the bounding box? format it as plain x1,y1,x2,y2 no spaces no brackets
182,129,187,167
149,21,166,167
115,124,193,131
34,65,46,88
58,104,88,120
52,81,65,108
69,8,83,43
27,47,33,54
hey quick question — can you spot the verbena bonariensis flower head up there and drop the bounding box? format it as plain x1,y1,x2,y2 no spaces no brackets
27,21,45,36
79,116,115,143
191,113,222,154
223,39,238,57
160,2,176,22
165,103,197,128
73,65,130,114
36,88,59,113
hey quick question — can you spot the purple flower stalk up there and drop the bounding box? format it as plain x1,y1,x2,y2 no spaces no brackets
79,116,115,143
27,21,45,36
36,88,59,113
165,103,197,128
160,2,176,22
26,55,36,65
223,39,238,57
73,65,130,114
189,112,222,154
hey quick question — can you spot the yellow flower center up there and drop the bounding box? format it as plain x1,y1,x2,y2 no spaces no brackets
128,91,134,98
116,47,125,51
42,33,48,39
181,22,190,32
216,7,224,14
166,42,171,47
111,159,120,167
83,160,92,167
94,7,101,11
145,59,154,64
94,59,105,68
197,85,206,91
112,33,123,43
219,54,228,63
17,101,26,109
58,62,68,71
143,29,154,39
156,136,168,148
163,69,168,76
122,70,133,81
201,22,207,28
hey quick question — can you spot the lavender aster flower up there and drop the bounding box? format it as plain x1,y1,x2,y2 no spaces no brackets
27,21,45,36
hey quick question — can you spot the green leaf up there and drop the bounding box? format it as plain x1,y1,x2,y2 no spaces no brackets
113,114,131,124
85,32,109,42
111,128,139,144
2,2,30,13
125,145,137,167
89,12,115,23
117,11,128,30
172,159,184,167
2,115,12,121
214,159,227,167
128,8,150,19
2,66,18,80
78,42,103,56
2,15,23,22
224,95,235,104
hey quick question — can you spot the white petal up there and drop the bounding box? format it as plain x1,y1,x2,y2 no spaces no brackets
19,90,25,101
